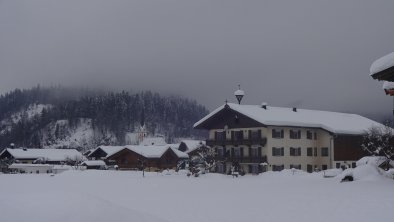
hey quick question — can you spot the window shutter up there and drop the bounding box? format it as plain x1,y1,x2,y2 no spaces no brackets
240,148,244,157
231,148,235,157
281,147,284,156
258,147,262,157
258,129,261,139
248,130,252,139
249,147,252,157
281,130,284,138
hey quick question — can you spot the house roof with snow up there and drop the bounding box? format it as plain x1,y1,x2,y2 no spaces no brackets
179,140,206,154
124,145,189,159
0,148,83,162
88,146,125,159
101,145,189,160
81,160,106,166
193,103,384,135
370,52,394,81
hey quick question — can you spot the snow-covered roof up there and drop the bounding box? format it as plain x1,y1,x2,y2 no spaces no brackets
194,103,384,135
167,143,180,149
370,52,394,75
0,148,83,161
382,81,394,90
81,160,106,166
9,163,53,168
89,146,125,158
140,137,167,146
180,140,205,153
124,145,189,159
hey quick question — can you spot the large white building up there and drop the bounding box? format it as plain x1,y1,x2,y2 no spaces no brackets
193,91,384,174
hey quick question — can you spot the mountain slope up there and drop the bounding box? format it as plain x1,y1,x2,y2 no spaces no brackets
0,86,208,150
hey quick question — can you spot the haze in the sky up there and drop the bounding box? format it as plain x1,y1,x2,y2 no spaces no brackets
1,0,393,119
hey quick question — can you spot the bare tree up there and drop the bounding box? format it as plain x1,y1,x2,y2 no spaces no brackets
361,125,394,170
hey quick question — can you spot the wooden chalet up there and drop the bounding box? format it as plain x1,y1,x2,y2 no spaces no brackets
88,145,188,171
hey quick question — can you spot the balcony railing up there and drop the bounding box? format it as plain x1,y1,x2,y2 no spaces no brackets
206,137,267,147
214,155,267,164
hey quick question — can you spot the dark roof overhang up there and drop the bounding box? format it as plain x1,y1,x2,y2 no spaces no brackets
371,66,394,81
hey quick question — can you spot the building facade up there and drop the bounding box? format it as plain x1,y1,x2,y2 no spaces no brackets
194,102,383,174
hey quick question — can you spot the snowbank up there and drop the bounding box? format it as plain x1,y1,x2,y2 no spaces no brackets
339,164,392,181
323,168,343,177
0,170,393,222
1,191,168,222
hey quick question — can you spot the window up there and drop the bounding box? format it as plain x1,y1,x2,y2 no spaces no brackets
307,147,312,156
290,164,301,170
307,164,313,173
272,129,284,139
232,130,244,141
272,147,284,156
234,147,241,157
321,147,329,157
272,165,284,171
314,132,317,140
250,147,259,157
336,163,341,169
307,130,313,140
352,162,356,168
322,165,328,170
250,164,259,174
217,147,224,157
290,129,301,139
250,130,261,140
216,163,225,173
290,147,301,156
216,131,225,141
314,147,317,157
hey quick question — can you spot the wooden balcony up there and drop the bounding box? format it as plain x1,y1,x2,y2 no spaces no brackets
214,155,267,164
206,137,267,147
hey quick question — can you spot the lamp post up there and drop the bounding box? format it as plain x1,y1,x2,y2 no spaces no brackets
234,85,245,104
138,158,146,178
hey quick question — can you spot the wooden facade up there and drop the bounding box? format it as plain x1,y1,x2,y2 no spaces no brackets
194,105,265,130
333,135,367,161
107,148,183,171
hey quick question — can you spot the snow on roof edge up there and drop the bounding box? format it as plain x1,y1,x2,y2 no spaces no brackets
370,52,394,75
194,103,384,135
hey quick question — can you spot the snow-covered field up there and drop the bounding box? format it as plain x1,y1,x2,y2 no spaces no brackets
1,169,393,222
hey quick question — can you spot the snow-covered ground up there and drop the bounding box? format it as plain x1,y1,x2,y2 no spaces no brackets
0,169,393,222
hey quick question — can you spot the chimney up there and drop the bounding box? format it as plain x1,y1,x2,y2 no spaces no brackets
292,107,297,112
10,143,15,149
261,102,268,109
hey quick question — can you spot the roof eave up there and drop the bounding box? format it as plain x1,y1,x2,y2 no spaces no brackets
371,66,394,81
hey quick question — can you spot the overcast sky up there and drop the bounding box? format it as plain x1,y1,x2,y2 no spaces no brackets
1,0,394,119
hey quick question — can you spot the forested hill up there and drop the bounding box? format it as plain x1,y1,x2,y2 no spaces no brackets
0,86,208,150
